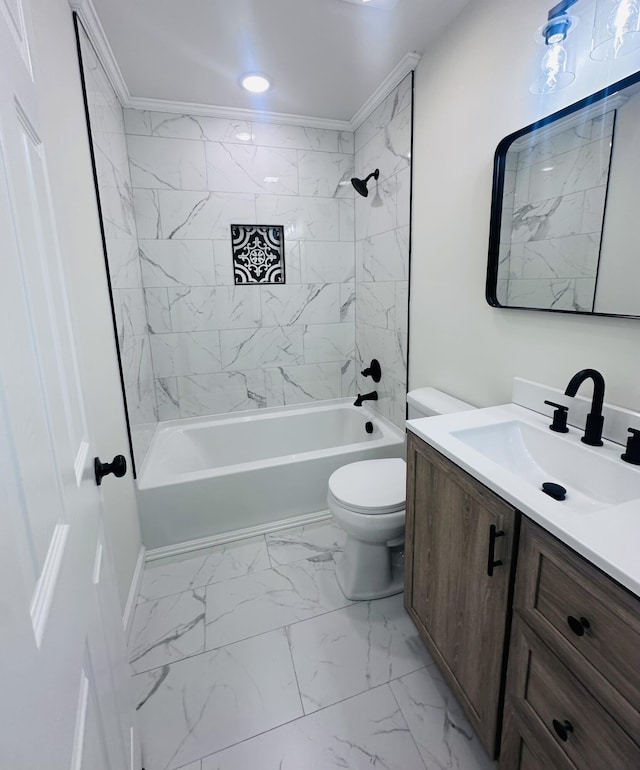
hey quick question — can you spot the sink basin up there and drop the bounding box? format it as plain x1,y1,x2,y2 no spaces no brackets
451,419,640,513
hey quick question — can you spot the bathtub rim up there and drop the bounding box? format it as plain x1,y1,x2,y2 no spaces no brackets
136,398,404,490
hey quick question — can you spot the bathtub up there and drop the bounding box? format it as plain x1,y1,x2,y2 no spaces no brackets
136,398,405,551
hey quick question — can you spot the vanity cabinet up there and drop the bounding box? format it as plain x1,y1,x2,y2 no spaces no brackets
404,431,518,757
500,519,640,769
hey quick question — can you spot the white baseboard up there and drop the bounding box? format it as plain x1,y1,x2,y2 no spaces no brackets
145,510,332,563
122,545,145,640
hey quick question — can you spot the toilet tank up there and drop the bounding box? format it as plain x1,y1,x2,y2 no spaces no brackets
406,387,475,419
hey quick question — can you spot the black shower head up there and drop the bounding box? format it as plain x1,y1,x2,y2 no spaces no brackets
351,169,380,197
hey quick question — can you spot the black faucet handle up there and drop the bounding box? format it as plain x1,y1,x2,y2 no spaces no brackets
544,400,569,433
361,358,382,383
621,428,640,465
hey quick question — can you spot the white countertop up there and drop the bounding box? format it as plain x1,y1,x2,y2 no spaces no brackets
407,403,640,598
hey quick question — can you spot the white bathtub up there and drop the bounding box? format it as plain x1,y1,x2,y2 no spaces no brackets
136,399,405,550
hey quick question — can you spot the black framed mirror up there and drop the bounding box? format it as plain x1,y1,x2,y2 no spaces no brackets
486,69,640,319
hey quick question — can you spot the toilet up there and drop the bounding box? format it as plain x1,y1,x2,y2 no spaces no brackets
328,388,474,601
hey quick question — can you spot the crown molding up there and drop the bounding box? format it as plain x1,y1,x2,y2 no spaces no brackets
69,0,130,106
350,52,422,130
125,97,353,132
71,0,421,132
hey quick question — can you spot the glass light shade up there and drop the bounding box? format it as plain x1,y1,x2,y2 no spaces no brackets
591,0,640,60
530,41,576,94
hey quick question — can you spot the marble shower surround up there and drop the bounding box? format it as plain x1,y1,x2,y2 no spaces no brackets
125,110,357,419
78,26,157,464
354,74,412,428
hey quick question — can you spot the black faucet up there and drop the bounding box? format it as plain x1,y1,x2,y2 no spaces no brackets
564,369,605,446
354,391,378,407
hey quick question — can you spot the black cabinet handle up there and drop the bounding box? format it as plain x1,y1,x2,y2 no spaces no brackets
552,719,574,742
567,615,590,637
487,524,505,577
94,455,127,486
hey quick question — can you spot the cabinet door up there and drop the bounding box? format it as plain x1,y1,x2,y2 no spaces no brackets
405,432,517,756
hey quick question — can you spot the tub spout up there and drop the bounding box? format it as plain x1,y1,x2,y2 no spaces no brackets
354,391,378,407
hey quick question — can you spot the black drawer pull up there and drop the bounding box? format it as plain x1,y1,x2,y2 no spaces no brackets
552,719,574,742
567,615,590,637
487,524,505,577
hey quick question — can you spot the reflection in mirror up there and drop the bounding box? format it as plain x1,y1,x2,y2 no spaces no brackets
486,70,640,318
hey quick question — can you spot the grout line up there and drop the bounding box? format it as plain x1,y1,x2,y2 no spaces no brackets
133,590,355,677
133,588,421,692
387,678,429,770
284,624,305,716
264,533,274,570
192,679,416,767
135,558,275,607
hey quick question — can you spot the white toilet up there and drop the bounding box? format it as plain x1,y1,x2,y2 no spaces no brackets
328,388,474,601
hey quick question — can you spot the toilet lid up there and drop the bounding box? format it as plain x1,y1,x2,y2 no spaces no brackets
328,459,406,514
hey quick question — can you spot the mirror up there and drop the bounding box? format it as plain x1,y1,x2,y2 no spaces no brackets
486,70,640,318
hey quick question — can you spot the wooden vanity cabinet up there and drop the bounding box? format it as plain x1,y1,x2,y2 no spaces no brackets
404,431,518,757
500,518,640,769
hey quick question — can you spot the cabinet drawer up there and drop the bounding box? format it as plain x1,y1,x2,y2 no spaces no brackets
500,701,577,770
505,618,640,770
515,518,640,720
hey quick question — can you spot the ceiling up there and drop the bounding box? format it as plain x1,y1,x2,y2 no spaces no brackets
89,0,470,124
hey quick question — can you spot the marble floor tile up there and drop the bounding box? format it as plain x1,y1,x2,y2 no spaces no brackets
205,555,353,649
265,520,347,566
390,667,496,770
288,593,432,713
176,763,201,770
129,589,206,674
134,629,303,770
138,537,270,603
201,684,425,770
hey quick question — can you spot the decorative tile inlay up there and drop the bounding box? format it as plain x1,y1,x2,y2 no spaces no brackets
231,224,285,285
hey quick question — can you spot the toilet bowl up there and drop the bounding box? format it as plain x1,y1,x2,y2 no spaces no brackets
328,388,475,601
329,458,406,601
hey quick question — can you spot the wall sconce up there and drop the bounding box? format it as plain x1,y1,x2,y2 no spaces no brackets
591,0,640,59
531,0,579,94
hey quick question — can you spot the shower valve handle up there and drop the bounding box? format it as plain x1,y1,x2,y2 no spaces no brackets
361,359,382,382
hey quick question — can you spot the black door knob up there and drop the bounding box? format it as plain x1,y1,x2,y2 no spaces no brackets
567,615,590,637
552,719,574,742
94,455,127,486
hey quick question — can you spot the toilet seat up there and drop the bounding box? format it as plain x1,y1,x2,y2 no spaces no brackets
328,459,406,515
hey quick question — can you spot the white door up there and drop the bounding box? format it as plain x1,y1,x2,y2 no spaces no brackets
0,1,136,769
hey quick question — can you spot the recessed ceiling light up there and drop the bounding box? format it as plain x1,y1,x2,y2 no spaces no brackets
241,74,270,93
264,177,279,183
235,131,253,142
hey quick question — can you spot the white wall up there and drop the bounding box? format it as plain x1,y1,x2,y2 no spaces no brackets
410,0,640,413
29,0,142,607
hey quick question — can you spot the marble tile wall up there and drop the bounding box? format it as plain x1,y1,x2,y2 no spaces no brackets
124,110,357,418
354,74,413,428
500,112,614,311
78,27,157,464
